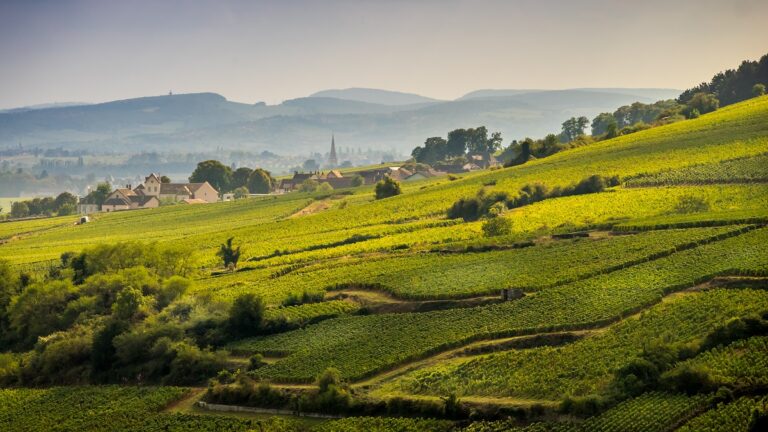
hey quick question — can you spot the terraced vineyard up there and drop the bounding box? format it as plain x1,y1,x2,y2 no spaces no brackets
233,227,768,382
463,392,711,432
381,289,768,399
625,152,768,186
2,95,768,431
677,395,768,432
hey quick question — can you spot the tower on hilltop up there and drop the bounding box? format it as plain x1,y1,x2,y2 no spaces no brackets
329,134,338,167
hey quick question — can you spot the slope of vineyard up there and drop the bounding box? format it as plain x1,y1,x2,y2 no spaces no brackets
377,289,768,399
232,227,768,382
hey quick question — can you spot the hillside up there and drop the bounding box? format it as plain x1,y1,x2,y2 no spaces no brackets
1,96,767,431
0,88,685,154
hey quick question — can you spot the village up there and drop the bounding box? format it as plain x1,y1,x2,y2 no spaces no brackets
76,136,500,215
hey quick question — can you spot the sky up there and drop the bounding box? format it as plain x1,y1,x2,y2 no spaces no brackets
1,0,767,109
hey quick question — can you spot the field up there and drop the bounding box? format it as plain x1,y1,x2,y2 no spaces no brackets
1,95,768,430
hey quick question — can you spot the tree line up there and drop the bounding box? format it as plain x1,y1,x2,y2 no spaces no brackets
189,160,276,195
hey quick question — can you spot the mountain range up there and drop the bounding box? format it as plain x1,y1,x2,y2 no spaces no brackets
0,87,680,155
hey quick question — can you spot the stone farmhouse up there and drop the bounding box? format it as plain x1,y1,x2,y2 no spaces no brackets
78,173,219,214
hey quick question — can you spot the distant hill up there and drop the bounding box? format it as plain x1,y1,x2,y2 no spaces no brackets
0,101,91,113
309,88,440,106
459,88,680,101
0,88,684,154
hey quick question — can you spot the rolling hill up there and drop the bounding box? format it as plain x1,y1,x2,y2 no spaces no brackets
0,88,681,154
1,95,767,431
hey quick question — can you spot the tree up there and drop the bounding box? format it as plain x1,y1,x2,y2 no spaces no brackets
160,175,171,184
591,113,616,136
686,92,719,116
89,182,112,206
218,237,241,269
246,168,273,194
317,182,333,193
375,176,402,199
231,167,253,189
10,201,29,218
54,192,77,216
561,116,590,142
753,83,766,97
446,129,470,157
112,287,144,320
350,175,364,187
466,126,489,154
228,293,265,337
485,131,503,153
412,137,448,164
189,160,232,192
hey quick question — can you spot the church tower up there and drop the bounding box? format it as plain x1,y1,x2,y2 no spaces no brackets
329,134,338,167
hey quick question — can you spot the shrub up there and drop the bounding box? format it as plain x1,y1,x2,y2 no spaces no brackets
613,358,660,397
350,175,364,187
374,176,402,199
661,365,714,395
482,217,513,237
673,195,710,214
447,197,481,221
233,186,249,199
317,182,334,193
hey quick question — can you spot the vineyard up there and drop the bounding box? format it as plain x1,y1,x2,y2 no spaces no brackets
233,227,768,382
1,95,767,430
381,289,768,399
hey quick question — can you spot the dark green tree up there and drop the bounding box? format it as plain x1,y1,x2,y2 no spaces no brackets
228,293,265,337
160,175,171,184
10,201,29,218
189,160,233,192
446,128,470,157
246,168,274,194
218,237,241,269
752,83,766,97
374,176,402,199
685,92,719,116
232,167,253,189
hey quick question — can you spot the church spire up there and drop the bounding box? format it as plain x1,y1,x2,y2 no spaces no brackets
329,133,338,167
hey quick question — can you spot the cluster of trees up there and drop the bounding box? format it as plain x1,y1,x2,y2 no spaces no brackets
7,192,78,219
0,241,277,386
189,160,275,195
679,53,768,107
411,126,503,165
448,175,618,222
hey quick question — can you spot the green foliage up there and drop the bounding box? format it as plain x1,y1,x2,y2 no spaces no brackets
685,92,720,117
482,216,513,237
189,159,232,192
374,176,402,199
679,53,768,106
233,186,249,199
247,168,274,194
754,83,767,97
218,237,241,269
674,195,711,214
228,293,265,338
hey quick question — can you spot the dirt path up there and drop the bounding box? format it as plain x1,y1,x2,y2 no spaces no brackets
289,200,333,218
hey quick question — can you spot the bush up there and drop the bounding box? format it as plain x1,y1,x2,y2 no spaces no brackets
613,358,661,397
661,365,714,395
350,175,364,187
482,217,513,237
317,182,334,193
447,197,482,221
374,176,402,199
673,195,710,214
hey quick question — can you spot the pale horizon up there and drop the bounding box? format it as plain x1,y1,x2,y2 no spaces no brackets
1,0,767,109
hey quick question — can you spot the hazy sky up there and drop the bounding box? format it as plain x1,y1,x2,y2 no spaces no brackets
1,0,767,108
